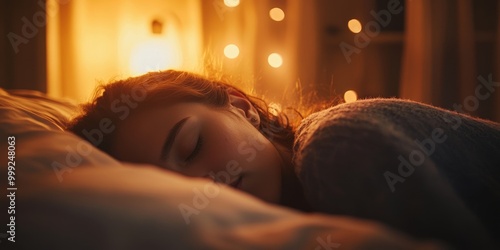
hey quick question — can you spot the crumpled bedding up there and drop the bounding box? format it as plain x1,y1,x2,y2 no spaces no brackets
0,90,449,249
293,98,500,248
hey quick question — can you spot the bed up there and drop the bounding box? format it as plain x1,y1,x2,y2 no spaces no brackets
0,89,448,249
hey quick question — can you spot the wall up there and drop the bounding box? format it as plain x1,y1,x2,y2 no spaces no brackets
47,0,203,102
0,0,47,92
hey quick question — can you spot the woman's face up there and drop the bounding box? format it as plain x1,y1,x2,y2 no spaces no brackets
110,93,283,203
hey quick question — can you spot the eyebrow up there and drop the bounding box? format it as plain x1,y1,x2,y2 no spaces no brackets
160,117,190,161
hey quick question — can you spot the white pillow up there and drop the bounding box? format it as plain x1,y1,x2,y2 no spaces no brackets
0,89,122,176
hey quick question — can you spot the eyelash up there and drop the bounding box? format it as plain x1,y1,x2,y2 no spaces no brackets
185,136,204,163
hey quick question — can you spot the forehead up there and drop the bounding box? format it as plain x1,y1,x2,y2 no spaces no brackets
109,102,207,164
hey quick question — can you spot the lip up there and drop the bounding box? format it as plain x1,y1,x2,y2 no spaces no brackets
229,176,243,190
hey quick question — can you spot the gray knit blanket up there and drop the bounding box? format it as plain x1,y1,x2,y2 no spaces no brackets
293,98,500,248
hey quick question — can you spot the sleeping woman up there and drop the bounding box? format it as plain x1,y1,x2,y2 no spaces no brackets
67,70,500,249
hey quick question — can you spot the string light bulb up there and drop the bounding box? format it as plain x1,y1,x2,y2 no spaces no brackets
224,0,240,8
344,90,358,103
269,8,285,21
268,53,283,68
348,19,362,33
224,44,240,59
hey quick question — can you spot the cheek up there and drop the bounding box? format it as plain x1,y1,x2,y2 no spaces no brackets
202,121,248,171
184,141,242,179
206,135,241,167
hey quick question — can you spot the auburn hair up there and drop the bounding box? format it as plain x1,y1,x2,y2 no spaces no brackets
66,70,297,154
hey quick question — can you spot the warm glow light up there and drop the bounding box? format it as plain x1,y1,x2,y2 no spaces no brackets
269,8,285,21
268,53,283,68
344,90,358,103
130,38,183,76
268,102,282,116
224,44,240,59
224,0,240,7
348,19,362,33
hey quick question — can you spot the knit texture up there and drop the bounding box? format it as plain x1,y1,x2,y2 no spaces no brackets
293,98,500,247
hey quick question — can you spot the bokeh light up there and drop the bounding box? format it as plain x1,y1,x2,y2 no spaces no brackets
269,8,285,21
344,90,358,103
268,53,283,68
224,0,240,8
268,102,282,116
348,19,362,33
224,44,240,59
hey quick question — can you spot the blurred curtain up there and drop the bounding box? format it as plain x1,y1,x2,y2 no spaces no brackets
0,0,46,92
400,0,475,108
400,0,499,121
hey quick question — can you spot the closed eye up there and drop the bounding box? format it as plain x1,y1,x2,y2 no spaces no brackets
185,135,204,163
160,117,189,161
